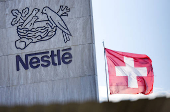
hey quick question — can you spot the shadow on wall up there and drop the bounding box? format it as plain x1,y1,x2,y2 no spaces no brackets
0,97,170,112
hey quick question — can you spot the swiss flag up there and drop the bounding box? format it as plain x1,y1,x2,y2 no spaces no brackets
105,48,154,95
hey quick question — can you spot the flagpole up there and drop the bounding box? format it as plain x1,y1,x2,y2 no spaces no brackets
102,41,109,102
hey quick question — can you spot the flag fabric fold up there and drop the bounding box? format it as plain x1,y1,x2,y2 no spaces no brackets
105,48,154,95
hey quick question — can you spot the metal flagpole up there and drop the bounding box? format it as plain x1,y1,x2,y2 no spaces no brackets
102,41,109,102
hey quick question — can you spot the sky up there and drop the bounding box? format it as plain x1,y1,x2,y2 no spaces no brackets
92,0,170,102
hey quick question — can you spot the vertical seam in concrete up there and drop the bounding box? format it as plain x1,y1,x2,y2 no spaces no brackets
89,0,99,102
4,0,11,106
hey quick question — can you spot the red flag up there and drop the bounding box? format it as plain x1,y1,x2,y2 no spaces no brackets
105,48,154,95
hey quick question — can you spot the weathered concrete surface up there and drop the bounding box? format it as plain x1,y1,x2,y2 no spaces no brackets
0,2,6,28
0,76,97,106
0,0,98,106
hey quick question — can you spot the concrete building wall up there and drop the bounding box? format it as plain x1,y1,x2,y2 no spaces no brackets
0,0,98,106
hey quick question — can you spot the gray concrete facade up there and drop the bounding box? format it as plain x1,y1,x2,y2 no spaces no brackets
0,0,98,106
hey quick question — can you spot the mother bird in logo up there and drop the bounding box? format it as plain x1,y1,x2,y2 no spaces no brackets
42,6,72,43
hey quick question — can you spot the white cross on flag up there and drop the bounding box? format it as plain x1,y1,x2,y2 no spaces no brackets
105,48,154,95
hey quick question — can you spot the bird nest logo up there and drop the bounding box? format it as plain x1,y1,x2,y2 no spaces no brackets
11,6,72,50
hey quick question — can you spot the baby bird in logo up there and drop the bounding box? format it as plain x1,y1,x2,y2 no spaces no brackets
41,6,72,43
26,16,39,29
22,8,40,28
